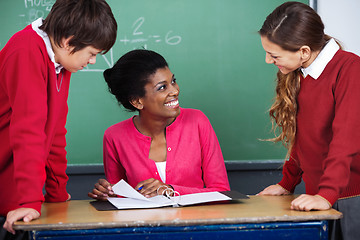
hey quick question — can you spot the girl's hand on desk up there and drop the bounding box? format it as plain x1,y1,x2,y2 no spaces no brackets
88,178,116,201
258,184,291,195
291,194,331,211
4,208,40,234
136,178,172,198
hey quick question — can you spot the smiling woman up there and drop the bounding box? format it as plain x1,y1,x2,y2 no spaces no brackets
133,67,180,127
88,49,230,200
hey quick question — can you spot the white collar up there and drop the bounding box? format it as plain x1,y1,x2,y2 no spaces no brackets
32,18,63,74
300,38,340,79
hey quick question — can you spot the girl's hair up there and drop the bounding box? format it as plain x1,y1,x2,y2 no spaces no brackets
103,49,168,112
40,0,117,54
259,2,335,156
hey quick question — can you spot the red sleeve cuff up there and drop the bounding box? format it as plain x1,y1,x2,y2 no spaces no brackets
278,179,296,193
317,189,338,206
44,187,69,202
20,202,42,216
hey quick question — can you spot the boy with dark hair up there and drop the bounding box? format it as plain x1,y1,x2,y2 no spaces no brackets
0,0,117,235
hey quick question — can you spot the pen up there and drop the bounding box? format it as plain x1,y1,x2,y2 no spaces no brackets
138,186,143,190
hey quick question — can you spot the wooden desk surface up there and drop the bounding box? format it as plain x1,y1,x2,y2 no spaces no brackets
14,195,342,231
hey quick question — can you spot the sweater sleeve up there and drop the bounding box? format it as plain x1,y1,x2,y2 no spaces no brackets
278,149,303,193
103,131,127,185
171,112,230,194
5,42,48,213
317,58,360,205
44,102,69,202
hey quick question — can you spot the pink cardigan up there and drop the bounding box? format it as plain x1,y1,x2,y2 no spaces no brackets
103,108,230,194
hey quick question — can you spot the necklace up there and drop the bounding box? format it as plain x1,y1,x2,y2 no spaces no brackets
56,70,63,92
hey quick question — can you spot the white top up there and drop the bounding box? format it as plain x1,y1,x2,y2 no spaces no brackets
300,38,339,79
31,18,63,74
155,161,166,183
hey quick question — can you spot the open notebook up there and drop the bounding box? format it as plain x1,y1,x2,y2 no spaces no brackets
101,179,247,210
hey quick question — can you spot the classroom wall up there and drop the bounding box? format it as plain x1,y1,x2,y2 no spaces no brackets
317,0,360,56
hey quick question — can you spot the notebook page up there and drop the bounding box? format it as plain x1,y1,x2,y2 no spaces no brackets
112,179,149,201
173,192,231,206
107,196,172,209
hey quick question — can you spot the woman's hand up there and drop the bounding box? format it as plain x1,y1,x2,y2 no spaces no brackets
291,194,331,211
135,178,173,198
258,184,291,195
88,178,116,201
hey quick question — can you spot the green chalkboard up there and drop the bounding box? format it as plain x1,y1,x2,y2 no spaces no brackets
0,0,308,164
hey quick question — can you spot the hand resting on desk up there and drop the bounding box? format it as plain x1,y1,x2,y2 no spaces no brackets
258,184,290,196
4,208,40,235
290,194,331,211
258,184,331,211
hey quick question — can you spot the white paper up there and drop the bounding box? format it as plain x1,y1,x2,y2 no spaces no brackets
107,179,231,210
173,192,231,206
108,196,174,209
111,179,149,201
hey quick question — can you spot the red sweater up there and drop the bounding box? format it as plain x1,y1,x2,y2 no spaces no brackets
0,25,71,216
279,49,360,205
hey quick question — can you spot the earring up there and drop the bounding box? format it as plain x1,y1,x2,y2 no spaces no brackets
137,104,144,110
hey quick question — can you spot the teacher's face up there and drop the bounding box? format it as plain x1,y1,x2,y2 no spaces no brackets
261,36,303,74
139,67,180,120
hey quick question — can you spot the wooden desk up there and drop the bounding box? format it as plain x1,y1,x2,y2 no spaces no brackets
14,195,342,240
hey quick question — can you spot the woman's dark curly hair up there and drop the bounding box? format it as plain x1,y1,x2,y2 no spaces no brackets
103,49,168,111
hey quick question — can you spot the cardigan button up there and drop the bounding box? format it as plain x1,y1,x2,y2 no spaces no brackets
167,147,171,151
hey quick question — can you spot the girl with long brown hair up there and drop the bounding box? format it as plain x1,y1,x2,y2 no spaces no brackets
258,2,360,239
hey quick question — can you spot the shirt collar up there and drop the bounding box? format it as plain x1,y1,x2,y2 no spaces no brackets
300,38,339,79
31,18,63,74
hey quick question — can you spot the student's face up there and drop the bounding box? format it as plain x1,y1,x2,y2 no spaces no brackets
261,36,303,74
60,45,102,73
139,67,180,120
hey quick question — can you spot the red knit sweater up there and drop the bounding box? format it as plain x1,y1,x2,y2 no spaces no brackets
0,25,71,216
279,49,360,205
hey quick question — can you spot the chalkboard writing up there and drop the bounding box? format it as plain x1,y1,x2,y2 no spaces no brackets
83,16,182,72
